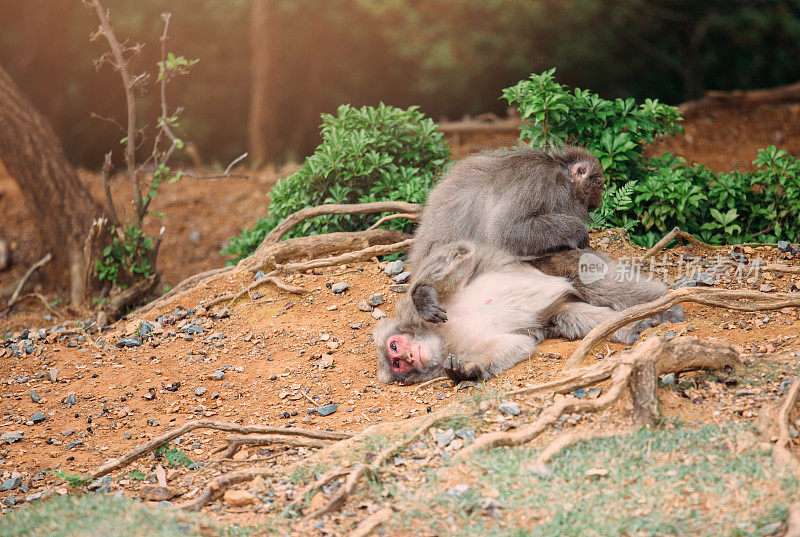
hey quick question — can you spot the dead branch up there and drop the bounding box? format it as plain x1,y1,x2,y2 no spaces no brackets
458,336,739,459
95,275,159,326
8,253,52,306
301,415,436,521
181,152,250,180
217,434,331,459
366,213,419,231
286,467,352,511
88,419,350,479
348,507,394,537
526,430,620,478
566,288,800,368
202,275,307,309
642,226,717,259
260,201,421,249
100,152,120,228
178,466,273,512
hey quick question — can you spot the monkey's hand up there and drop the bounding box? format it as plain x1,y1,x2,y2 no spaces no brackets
411,284,448,323
443,354,483,382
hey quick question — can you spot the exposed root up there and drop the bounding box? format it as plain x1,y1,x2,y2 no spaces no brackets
7,252,52,306
95,275,159,326
216,434,332,459
413,376,449,395
457,336,739,459
287,467,352,511
178,467,273,512
348,507,394,537
88,419,350,479
203,274,308,309
367,213,419,231
275,239,414,276
786,503,800,537
526,430,620,479
131,266,236,317
301,415,437,521
566,287,800,368
260,201,420,248
642,226,716,259
777,380,800,452
762,263,800,275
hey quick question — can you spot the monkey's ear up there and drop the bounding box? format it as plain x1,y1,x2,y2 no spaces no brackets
569,161,591,183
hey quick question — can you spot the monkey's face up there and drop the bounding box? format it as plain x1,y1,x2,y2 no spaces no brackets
374,320,444,384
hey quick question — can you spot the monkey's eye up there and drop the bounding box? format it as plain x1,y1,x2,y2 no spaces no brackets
393,359,401,368
390,342,398,352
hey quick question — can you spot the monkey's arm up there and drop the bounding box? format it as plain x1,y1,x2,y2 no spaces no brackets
502,213,590,256
409,242,476,323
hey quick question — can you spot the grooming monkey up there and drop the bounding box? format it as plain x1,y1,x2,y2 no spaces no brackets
375,242,662,384
375,145,683,383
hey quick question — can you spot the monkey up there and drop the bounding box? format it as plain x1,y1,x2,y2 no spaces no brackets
375,242,663,384
409,144,606,269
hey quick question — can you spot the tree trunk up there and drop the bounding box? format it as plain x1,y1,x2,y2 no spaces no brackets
0,64,103,305
248,0,276,166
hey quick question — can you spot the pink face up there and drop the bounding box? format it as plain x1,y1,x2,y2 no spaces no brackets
386,334,430,374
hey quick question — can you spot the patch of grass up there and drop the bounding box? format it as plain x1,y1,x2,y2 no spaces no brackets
47,470,91,488
154,445,193,467
128,469,147,481
0,494,215,537
399,424,795,536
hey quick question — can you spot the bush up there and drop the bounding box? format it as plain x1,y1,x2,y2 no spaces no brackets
504,70,800,246
224,103,450,263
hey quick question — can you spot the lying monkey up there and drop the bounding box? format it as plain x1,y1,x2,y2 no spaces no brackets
375,242,683,384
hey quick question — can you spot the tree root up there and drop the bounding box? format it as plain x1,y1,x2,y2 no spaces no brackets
300,415,437,522
287,467,352,511
642,226,716,259
367,213,418,231
131,266,236,318
566,288,800,368
413,376,449,395
178,466,273,512
348,507,394,537
88,419,350,479
526,430,621,479
457,335,738,459
215,434,332,459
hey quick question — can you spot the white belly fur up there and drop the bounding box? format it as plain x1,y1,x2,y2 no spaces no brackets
442,266,572,345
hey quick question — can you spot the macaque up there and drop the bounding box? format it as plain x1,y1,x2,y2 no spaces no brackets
375,242,665,384
409,145,606,268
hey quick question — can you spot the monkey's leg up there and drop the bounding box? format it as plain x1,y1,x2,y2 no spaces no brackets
548,301,651,345
444,333,538,381
499,213,590,257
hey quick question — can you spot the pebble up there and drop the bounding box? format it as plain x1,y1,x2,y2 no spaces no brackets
573,388,588,399
455,429,475,442
357,300,373,312
254,270,266,281
694,273,715,286
64,393,76,407
368,293,385,307
195,387,208,396
384,260,404,276
447,484,470,498
498,401,520,416
46,369,60,382
393,272,411,284
371,309,388,320
139,485,175,502
29,391,41,403
224,489,256,507
1,495,15,506
778,241,790,252
0,431,23,444
332,282,350,294
187,462,205,470
735,389,756,397
436,429,455,448
316,403,338,416
660,373,676,385
30,412,46,424
389,284,409,293
350,323,362,330
116,337,143,348
0,477,21,492
760,284,775,293
211,371,225,381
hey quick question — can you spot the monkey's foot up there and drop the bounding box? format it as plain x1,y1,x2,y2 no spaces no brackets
443,354,481,382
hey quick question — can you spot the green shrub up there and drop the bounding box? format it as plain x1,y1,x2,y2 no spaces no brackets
504,69,800,246
224,103,450,263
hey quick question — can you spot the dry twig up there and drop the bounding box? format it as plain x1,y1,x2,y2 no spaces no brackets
216,434,331,459
179,466,272,512
413,376,449,395
566,288,800,368
367,213,419,231
348,507,394,537
526,430,620,478
8,253,52,306
642,226,717,259
88,419,349,479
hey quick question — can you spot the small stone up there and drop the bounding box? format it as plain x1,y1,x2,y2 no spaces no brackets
254,270,266,281
357,300,373,312
316,403,338,416
573,388,588,399
224,489,256,507
29,391,41,403
0,431,24,444
371,309,388,320
392,271,411,284
587,388,602,398
455,429,475,442
139,485,176,502
187,462,205,470
384,260,404,276
116,337,142,348
194,387,208,396
64,393,76,407
46,369,60,382
760,284,775,293
778,241,791,252
389,284,409,293
0,477,21,492
332,282,350,294
447,484,470,498
694,273,715,286
1,494,15,506
30,412,46,424
436,429,455,448
368,293,385,307
211,371,225,381
498,401,520,416
585,468,610,477
735,389,756,397
660,373,676,385
349,323,362,330
139,321,154,337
